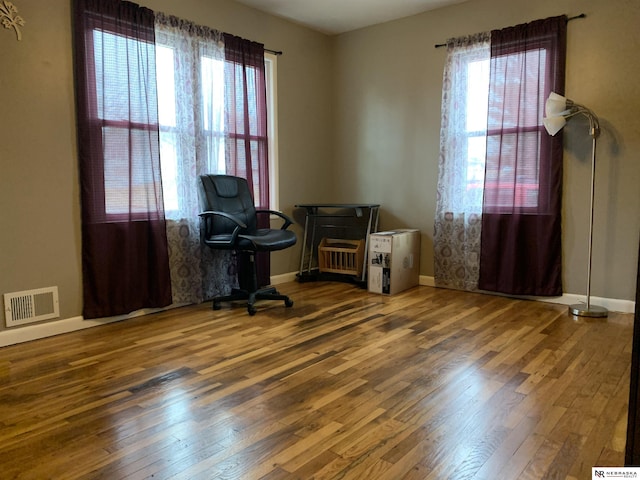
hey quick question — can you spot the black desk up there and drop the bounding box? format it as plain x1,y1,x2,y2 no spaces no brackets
295,203,380,285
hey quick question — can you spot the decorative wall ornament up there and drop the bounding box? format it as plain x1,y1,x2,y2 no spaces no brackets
1,1,24,41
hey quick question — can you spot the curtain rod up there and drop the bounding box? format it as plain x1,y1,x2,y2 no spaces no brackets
433,13,586,48
265,48,283,56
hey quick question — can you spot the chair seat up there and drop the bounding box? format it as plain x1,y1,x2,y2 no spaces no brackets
240,228,297,252
205,228,296,252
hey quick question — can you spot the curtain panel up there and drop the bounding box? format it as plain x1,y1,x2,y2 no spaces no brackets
223,33,271,287
73,0,172,318
478,15,567,296
434,33,491,291
154,13,236,304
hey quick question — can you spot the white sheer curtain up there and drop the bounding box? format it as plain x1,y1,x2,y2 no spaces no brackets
155,13,235,304
433,33,490,291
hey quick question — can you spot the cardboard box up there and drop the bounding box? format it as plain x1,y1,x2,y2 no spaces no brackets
368,229,420,295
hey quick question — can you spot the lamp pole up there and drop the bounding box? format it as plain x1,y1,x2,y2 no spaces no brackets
568,112,608,318
543,93,608,318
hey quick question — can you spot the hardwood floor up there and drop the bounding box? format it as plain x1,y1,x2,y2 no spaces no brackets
0,282,633,479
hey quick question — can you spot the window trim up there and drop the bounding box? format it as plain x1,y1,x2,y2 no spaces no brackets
264,52,279,211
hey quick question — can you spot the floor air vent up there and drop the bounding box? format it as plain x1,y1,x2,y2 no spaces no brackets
4,287,60,327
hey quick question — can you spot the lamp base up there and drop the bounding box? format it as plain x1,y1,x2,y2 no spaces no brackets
568,303,608,318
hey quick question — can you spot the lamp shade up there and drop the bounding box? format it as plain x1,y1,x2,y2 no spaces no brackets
545,92,568,116
543,116,567,136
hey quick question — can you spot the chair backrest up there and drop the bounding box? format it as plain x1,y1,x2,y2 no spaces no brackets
198,175,257,235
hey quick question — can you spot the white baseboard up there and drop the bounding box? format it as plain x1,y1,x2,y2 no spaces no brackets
271,271,298,285
420,275,436,287
1,274,633,348
0,305,185,348
0,315,116,348
419,275,636,314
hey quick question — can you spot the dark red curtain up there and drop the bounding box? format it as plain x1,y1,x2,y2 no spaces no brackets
73,0,172,318
478,15,567,296
223,33,271,287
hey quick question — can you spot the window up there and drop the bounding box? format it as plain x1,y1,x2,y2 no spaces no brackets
155,44,277,216
92,24,277,219
155,44,229,214
484,45,550,211
463,49,546,209
92,28,162,218
76,2,281,312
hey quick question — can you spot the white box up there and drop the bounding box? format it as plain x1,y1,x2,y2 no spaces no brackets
368,229,420,295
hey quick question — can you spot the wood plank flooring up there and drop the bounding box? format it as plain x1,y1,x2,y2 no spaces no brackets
0,282,633,479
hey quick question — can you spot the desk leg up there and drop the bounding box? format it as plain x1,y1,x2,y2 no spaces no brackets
299,213,310,276
360,207,380,283
308,215,317,274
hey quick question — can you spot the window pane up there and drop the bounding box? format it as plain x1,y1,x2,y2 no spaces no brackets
201,56,225,132
488,49,547,129
485,131,541,208
103,126,161,215
201,56,226,173
156,45,179,213
229,65,259,134
159,132,179,212
93,28,161,217
465,135,486,209
467,59,489,133
156,45,176,128
93,30,158,125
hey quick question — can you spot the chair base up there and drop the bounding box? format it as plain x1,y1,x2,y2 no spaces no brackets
212,287,294,316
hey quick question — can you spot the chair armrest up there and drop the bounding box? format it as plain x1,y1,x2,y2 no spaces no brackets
198,210,247,244
256,209,294,230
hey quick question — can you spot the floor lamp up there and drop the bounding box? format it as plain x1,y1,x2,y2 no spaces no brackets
543,92,608,318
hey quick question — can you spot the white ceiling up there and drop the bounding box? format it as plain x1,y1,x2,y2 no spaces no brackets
234,0,470,35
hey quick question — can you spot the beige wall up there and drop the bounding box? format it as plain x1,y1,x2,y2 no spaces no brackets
0,0,638,335
0,1,82,323
332,0,640,302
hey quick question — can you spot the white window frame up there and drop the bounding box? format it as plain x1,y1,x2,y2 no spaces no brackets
264,52,279,211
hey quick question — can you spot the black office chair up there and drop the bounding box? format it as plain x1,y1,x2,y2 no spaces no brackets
198,174,297,315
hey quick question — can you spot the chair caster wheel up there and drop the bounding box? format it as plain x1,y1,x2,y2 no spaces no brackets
285,299,294,308
248,306,257,316
213,302,221,310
